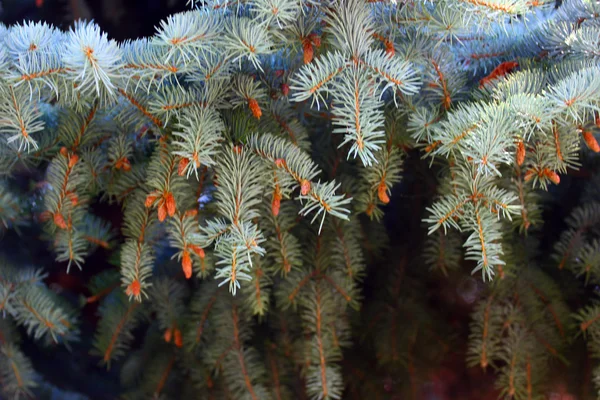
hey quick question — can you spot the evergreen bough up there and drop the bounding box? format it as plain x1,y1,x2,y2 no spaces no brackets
1,0,600,398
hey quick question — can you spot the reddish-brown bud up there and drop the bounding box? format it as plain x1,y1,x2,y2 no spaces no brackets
303,40,314,64
145,193,158,208
126,279,141,297
185,209,198,218
164,328,173,343
189,245,205,259
182,250,192,279
544,169,560,185
300,179,311,196
583,131,600,153
516,140,526,166
174,328,183,348
54,213,67,229
165,192,176,217
158,203,167,222
178,158,190,176
377,182,390,204
248,98,262,119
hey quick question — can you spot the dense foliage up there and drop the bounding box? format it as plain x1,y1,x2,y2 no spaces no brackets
1,0,600,398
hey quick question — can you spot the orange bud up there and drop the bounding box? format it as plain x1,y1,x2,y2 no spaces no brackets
524,169,535,182
233,145,243,155
182,250,192,279
272,194,281,216
303,40,314,64
174,328,183,348
126,279,141,297
69,193,79,206
366,202,375,217
68,154,79,168
53,213,67,229
281,83,289,96
516,140,525,166
248,98,262,119
145,193,158,208
178,157,190,176
275,158,285,168
583,131,600,152
544,169,560,185
377,182,390,204
117,158,131,171
185,209,198,218
60,147,68,157
164,328,173,343
300,179,311,196
165,192,176,217
189,245,205,259
158,203,167,222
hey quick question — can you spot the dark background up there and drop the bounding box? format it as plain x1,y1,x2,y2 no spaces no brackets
1,0,187,40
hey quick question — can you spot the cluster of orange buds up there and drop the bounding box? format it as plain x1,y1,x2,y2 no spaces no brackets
164,326,183,348
145,190,176,222
524,167,560,185
181,244,205,279
302,33,321,64
114,157,131,171
516,139,526,166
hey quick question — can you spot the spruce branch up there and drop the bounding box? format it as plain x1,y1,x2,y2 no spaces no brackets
63,21,123,106
0,85,45,152
0,344,37,400
92,291,146,368
12,284,79,344
154,10,220,64
223,17,274,72
172,106,224,179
